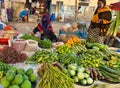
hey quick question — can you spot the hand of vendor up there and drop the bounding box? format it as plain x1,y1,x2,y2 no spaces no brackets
96,19,102,23
40,31,44,34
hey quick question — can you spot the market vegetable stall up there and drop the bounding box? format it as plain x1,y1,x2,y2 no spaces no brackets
0,2,120,87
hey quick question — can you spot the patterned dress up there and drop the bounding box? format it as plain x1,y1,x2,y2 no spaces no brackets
88,6,112,44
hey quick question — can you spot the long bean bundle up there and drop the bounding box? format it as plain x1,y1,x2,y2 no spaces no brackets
36,63,74,88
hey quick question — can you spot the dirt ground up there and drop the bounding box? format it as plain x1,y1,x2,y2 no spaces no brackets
10,21,67,35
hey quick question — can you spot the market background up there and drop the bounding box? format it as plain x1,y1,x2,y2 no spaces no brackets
0,0,120,88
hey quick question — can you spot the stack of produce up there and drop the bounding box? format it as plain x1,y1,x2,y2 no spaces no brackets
12,39,27,52
0,46,27,64
55,45,71,54
62,64,94,85
0,67,37,88
27,50,58,64
0,62,11,73
36,63,74,88
79,49,103,68
66,36,80,48
99,65,120,82
71,43,87,54
20,34,40,42
85,68,105,81
58,52,79,66
38,39,53,49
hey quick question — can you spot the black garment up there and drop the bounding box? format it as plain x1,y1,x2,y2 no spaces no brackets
33,27,58,42
41,30,58,42
33,27,39,34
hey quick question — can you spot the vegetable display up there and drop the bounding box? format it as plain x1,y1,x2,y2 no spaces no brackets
20,34,40,42
79,49,103,68
0,46,27,64
0,67,37,88
62,64,94,85
27,50,58,64
58,52,79,66
0,62,11,73
55,45,71,54
99,66,120,82
71,44,87,54
66,36,79,48
38,39,53,48
87,68,105,81
36,63,74,88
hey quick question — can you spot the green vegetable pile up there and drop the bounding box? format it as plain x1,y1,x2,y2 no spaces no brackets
27,50,58,64
0,67,37,88
55,45,71,54
62,64,94,85
36,63,74,88
20,34,40,42
99,65,120,82
58,52,79,66
38,39,53,48
79,49,103,68
0,62,11,73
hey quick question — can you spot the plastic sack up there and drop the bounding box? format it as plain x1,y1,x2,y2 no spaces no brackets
12,39,27,52
24,39,38,51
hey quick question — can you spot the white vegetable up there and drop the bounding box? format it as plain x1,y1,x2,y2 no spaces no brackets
68,64,77,71
73,76,79,83
86,77,93,84
77,72,84,80
77,66,85,72
84,73,89,78
80,79,87,85
69,70,76,76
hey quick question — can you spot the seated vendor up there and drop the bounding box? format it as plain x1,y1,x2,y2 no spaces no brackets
33,14,58,42
19,8,29,23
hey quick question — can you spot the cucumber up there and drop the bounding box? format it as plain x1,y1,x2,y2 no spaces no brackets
99,67,120,82
99,69,120,82
79,45,87,51
99,66,120,76
72,46,78,53
76,46,82,52
74,46,79,53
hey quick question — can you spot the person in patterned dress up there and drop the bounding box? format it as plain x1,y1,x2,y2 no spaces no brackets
87,0,112,44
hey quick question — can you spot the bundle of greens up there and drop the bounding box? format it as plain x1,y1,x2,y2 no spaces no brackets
38,39,53,49
105,11,120,46
20,34,40,42
36,63,74,88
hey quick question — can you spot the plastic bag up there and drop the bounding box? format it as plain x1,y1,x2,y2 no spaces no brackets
24,39,38,51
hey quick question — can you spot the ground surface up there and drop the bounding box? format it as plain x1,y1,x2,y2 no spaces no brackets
10,21,67,35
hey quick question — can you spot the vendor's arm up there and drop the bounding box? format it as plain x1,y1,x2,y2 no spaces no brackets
47,20,53,32
37,23,44,34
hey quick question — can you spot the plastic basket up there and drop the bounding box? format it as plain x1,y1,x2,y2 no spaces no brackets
0,37,9,45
